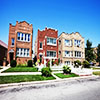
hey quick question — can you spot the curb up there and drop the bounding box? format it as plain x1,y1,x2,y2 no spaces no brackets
0,75,99,89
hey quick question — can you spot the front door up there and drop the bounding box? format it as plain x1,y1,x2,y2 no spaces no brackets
10,53,14,62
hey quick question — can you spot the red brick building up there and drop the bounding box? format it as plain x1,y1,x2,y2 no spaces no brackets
35,27,58,65
0,40,8,66
7,21,33,64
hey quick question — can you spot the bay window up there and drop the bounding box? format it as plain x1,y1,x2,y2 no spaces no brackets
47,37,56,45
16,48,30,57
17,32,30,42
47,51,56,57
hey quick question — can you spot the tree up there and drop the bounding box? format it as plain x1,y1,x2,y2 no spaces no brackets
97,44,100,66
85,40,96,62
74,60,81,68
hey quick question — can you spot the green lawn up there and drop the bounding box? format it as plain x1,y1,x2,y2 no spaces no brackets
92,67,100,70
2,67,38,72
93,71,100,75
0,75,55,84
0,68,3,70
54,73,79,79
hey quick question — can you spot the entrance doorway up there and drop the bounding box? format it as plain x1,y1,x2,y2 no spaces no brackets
40,55,42,64
10,53,14,62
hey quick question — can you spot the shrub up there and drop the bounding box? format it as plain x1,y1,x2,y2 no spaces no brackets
58,58,60,65
41,67,52,77
82,60,90,68
27,60,33,67
56,61,58,66
74,60,81,68
10,60,17,67
16,63,27,67
47,61,50,67
51,59,54,66
63,65,71,74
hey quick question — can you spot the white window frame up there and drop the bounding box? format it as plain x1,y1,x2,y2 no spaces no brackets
17,32,31,42
75,51,81,58
39,42,43,50
47,51,56,57
16,48,30,57
74,40,81,47
11,38,15,46
47,37,57,46
65,39,72,46
65,51,70,57
65,61,70,65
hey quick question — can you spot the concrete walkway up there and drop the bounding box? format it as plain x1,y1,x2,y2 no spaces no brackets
0,72,42,76
0,66,10,73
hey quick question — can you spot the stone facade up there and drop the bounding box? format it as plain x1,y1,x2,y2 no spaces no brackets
7,21,33,64
35,27,58,65
58,32,85,66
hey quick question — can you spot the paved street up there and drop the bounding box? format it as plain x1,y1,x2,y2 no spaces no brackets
0,76,100,100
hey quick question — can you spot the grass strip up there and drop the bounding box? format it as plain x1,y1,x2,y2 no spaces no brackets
0,75,55,84
2,67,38,72
93,71,100,75
54,73,79,79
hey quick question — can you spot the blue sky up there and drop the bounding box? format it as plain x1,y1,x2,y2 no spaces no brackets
0,0,100,49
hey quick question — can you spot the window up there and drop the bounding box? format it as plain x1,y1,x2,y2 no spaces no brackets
59,40,61,45
21,33,23,40
17,32,30,42
17,32,20,40
47,38,56,45
11,38,15,45
16,48,30,57
28,34,30,41
75,51,81,58
47,51,56,57
25,34,27,41
71,51,73,57
59,51,61,55
65,39,72,46
40,42,42,49
16,48,19,56
65,51,70,57
65,61,70,65
27,49,29,56
74,40,81,47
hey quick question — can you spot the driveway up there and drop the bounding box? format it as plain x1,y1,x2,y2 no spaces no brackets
0,76,100,100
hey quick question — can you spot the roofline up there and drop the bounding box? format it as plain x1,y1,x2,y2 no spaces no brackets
58,32,84,39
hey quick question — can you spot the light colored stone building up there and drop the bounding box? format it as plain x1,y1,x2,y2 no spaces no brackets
58,32,85,66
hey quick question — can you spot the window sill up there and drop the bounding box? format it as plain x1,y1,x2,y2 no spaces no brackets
10,45,14,47
17,40,30,42
39,48,43,50
16,56,30,58
47,43,57,46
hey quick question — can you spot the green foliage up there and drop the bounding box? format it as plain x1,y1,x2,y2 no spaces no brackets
82,60,90,68
58,58,60,65
54,73,79,79
74,60,81,68
16,63,27,67
27,60,33,67
51,59,54,66
47,61,50,67
63,65,71,74
0,75,55,84
10,60,17,67
3,67,38,72
56,61,58,66
97,44,100,65
41,67,52,77
85,40,96,62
